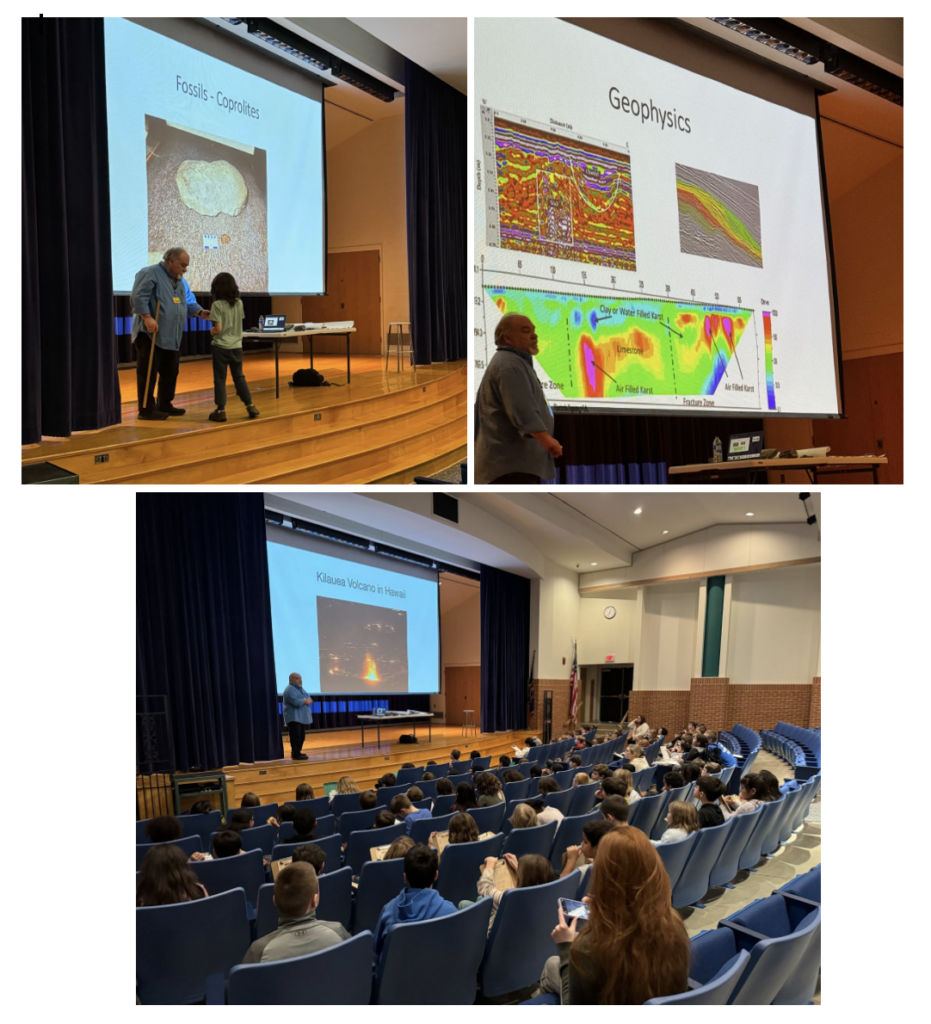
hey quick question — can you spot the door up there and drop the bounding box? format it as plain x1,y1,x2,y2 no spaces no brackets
302,249,381,355
599,665,634,723
444,666,481,727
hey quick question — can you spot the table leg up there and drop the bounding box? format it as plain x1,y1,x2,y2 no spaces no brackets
361,721,364,747
346,333,351,382
428,718,432,742
873,466,879,484
275,340,280,399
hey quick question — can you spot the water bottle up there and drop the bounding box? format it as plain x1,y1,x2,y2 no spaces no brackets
713,436,723,463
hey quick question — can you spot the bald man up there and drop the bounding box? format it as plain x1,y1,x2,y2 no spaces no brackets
282,672,314,761
130,247,211,419
475,314,563,484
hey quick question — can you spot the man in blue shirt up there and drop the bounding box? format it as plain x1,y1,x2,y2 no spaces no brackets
283,671,314,761
130,247,211,419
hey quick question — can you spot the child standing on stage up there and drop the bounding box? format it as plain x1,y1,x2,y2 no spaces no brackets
207,272,260,422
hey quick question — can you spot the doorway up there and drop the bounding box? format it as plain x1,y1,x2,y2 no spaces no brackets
302,249,381,354
598,665,634,724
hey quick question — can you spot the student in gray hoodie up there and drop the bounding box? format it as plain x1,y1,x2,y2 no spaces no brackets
372,844,457,966
242,862,349,963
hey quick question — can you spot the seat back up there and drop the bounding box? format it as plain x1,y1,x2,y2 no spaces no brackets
548,810,601,872
331,792,367,817
375,783,415,809
776,787,807,843
472,756,492,770
543,787,574,816
737,800,779,871
290,796,331,818
435,833,506,908
576,867,592,900
628,792,665,838
190,848,265,906
479,871,582,997
429,762,450,778
758,796,789,856
553,767,584,789
136,834,203,870
278,814,335,843
467,802,506,834
415,778,439,799
503,819,558,860
239,803,278,829
644,949,750,1004
632,766,656,794
567,781,600,817
410,798,433,811
431,793,457,816
375,899,493,1003
136,888,251,1004
410,812,453,846
654,832,697,891
651,785,691,840
395,766,425,786
779,864,821,904
671,821,732,908
227,930,373,1004
344,822,406,874
338,807,378,841
176,810,224,849
709,806,764,888
225,824,275,856
515,761,532,778
353,858,406,935
729,905,822,1005
271,832,342,868
502,777,532,801
317,865,353,932
450,760,473,774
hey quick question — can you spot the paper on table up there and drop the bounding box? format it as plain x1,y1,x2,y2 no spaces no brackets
370,843,391,861
433,830,495,859
492,858,518,891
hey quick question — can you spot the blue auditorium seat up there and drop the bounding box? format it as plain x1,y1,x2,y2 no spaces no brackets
435,833,506,907
567,781,600,817
271,832,342,867
503,819,558,860
654,832,696,891
644,949,750,1004
548,810,601,872
467,802,507,834
338,807,378,841
670,821,732,908
353,858,405,935
344,822,406,874
410,811,453,845
708,806,764,888
191,848,265,907
136,834,202,869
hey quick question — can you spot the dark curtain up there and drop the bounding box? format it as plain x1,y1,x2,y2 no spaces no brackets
136,494,282,770
22,18,121,443
404,59,466,364
549,411,764,482
290,694,430,734
115,294,273,364
480,565,530,733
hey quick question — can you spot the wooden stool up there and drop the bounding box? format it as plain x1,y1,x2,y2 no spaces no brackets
462,710,476,737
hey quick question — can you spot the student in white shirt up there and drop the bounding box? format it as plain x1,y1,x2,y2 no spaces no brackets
652,801,700,845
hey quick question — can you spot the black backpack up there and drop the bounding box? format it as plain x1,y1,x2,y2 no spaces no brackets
290,368,329,387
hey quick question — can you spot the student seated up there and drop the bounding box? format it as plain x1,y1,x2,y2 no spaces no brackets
472,853,556,932
723,773,766,815
509,803,538,830
469,750,482,763
375,773,397,790
425,760,438,767
144,815,184,845
137,844,209,905
291,843,327,876
188,800,214,815
212,830,244,859
590,765,613,783
756,769,784,802
390,794,431,834
599,796,629,827
620,746,649,773
451,781,477,813
400,762,415,770
373,810,396,830
572,772,591,788
372,844,457,963
295,783,315,800
383,836,415,860
429,811,479,849
475,772,505,806
265,803,296,831
568,754,583,769
422,772,436,782
680,762,701,785
242,862,350,963
501,768,524,785
435,777,455,797
596,776,625,806
240,792,261,808
560,818,615,877
449,748,461,765
228,809,255,834
331,776,359,802
406,786,424,803
532,777,565,827
359,790,378,810
662,770,684,793
530,765,543,779
613,769,641,803
652,801,700,845
289,808,317,844
498,754,512,769
694,776,728,828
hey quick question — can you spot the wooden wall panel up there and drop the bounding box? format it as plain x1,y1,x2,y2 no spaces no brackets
444,666,481,727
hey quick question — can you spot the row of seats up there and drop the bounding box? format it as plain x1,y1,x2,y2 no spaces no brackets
762,722,821,770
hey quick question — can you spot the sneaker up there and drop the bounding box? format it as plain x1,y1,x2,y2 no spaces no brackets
246,404,260,419
159,404,186,416
138,408,169,421
292,753,309,761
208,409,227,422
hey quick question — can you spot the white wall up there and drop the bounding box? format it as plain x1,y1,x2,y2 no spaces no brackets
537,559,581,678
726,565,821,685
638,581,701,690
440,589,481,673
578,592,639,665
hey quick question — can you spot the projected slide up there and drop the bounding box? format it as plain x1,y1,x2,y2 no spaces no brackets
266,536,439,695
317,597,408,694
474,18,840,416
105,18,324,294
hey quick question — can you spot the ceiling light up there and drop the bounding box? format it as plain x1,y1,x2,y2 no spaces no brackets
662,530,669,535
590,562,598,566
633,508,642,515
745,512,755,517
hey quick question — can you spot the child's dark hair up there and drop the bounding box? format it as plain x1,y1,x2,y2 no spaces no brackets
210,272,240,303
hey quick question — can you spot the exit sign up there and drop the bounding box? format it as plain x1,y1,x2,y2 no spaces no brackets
605,655,614,662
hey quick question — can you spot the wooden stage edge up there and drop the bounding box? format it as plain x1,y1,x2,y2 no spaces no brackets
23,353,467,485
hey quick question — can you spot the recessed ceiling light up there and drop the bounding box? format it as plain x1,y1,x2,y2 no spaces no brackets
590,562,598,566
745,512,755,517
662,530,669,535
633,508,642,515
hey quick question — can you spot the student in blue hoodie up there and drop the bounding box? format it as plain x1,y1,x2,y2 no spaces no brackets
372,844,457,965
390,794,432,835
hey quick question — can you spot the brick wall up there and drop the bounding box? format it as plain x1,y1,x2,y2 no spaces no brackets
725,684,811,732
690,678,729,730
528,679,571,735
809,677,821,728
627,690,690,731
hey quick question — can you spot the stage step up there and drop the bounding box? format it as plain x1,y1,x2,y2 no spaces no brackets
30,366,465,484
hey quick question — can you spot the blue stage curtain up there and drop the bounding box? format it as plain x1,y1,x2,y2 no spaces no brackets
404,58,466,364
136,494,282,770
544,461,669,485
480,565,530,733
22,17,121,442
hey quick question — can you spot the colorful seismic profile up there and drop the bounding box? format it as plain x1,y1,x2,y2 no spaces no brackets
676,163,763,269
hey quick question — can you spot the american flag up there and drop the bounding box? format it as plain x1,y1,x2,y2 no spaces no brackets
568,640,579,724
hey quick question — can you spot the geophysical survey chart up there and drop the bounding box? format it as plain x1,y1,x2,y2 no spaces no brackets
474,18,841,417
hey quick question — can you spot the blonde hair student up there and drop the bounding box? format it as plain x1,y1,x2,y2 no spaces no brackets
652,801,700,845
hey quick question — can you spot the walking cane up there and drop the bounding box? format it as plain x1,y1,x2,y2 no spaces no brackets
142,300,162,414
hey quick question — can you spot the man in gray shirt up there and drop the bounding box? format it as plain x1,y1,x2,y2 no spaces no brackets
475,314,563,484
